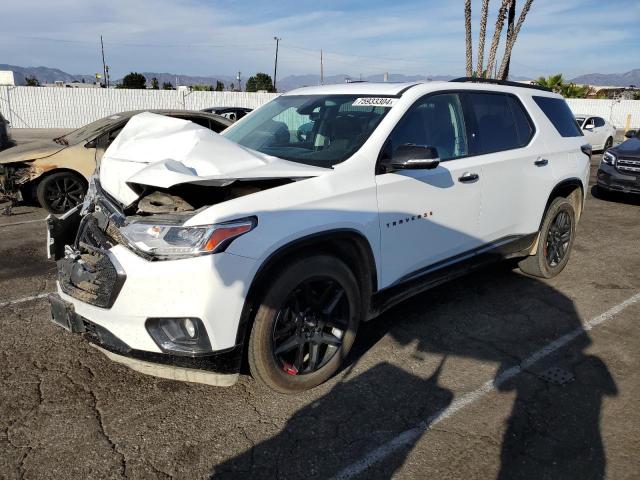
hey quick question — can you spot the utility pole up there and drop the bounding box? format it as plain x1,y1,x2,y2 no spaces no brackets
236,71,241,91
100,35,108,87
273,36,281,92
320,49,324,85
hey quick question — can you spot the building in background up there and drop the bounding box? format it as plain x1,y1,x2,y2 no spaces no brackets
0,71,16,86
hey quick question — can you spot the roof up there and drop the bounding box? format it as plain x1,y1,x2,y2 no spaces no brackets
282,82,424,97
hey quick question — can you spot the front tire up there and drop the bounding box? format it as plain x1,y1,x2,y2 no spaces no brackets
603,137,613,152
36,171,87,214
518,197,576,278
248,255,361,393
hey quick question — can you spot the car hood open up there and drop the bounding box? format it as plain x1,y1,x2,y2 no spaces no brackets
99,112,331,206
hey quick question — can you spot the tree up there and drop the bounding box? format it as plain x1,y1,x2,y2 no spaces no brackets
468,0,535,80
464,0,473,77
475,0,490,77
25,75,40,87
497,0,534,79
245,73,275,93
534,74,591,98
534,74,564,93
229,83,235,91
162,82,174,90
560,83,590,99
120,72,146,89
191,84,213,91
151,77,159,90
215,80,225,91
485,0,511,79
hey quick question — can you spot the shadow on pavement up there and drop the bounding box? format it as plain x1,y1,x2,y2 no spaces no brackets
212,264,617,479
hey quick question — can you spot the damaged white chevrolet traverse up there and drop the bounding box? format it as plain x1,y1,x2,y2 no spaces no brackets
48,79,590,393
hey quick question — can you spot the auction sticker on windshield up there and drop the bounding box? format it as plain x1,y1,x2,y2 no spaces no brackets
352,97,397,107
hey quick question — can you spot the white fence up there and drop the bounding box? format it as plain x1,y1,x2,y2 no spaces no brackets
0,86,278,128
1,86,639,129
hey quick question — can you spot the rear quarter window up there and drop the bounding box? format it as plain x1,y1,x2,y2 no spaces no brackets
532,96,583,137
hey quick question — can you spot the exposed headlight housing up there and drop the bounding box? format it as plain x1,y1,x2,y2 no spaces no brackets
120,216,257,260
602,151,616,166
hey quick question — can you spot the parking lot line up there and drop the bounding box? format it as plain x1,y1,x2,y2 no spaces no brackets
333,291,640,480
0,292,51,308
0,218,47,228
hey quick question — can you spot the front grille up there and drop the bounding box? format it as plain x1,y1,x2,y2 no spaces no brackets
57,212,126,308
617,157,640,175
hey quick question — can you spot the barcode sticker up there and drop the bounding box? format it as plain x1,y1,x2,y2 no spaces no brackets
352,97,397,107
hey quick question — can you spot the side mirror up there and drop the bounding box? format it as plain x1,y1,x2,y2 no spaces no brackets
625,130,637,139
84,139,97,149
584,123,594,131
386,144,440,170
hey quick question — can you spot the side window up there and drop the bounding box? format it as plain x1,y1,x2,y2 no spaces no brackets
385,93,468,161
594,117,605,128
532,96,583,137
466,92,533,154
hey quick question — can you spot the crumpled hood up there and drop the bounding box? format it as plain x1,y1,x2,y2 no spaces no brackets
0,140,65,165
99,112,331,205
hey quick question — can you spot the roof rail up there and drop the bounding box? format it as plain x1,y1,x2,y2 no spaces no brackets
449,77,551,92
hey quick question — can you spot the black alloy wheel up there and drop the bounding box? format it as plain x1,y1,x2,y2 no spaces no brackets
272,278,349,375
248,255,361,393
545,210,572,267
37,172,86,214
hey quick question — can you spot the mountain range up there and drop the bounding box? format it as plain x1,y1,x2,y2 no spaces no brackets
2,64,639,90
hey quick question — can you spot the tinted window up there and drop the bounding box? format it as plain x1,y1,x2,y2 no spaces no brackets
466,93,534,154
384,93,468,161
594,117,605,128
533,96,583,137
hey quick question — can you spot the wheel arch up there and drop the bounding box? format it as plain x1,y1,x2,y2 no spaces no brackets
235,229,378,346
529,177,584,255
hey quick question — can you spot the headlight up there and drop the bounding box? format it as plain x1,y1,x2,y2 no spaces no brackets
602,151,616,166
120,216,257,259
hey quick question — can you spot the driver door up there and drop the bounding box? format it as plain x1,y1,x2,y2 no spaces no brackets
375,93,484,288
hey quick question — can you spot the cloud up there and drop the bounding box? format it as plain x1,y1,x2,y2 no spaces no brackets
0,0,638,79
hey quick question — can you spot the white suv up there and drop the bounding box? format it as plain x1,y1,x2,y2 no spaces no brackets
48,79,591,393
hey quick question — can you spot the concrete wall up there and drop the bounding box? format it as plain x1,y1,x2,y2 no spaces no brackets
1,86,639,129
0,86,278,128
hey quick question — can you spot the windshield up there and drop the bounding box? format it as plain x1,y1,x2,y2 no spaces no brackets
60,114,129,144
223,95,392,167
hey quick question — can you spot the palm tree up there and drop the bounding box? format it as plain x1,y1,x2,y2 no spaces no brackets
535,74,564,93
476,0,491,77
465,0,473,77
560,83,591,99
498,0,534,79
485,0,512,79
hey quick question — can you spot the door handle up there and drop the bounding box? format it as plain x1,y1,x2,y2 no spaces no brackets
534,158,549,167
458,172,479,183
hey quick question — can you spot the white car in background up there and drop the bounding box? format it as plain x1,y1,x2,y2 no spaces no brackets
574,114,616,151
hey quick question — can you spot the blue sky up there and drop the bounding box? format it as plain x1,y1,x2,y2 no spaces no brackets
1,0,638,79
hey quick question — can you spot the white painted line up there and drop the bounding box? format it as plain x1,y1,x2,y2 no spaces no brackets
0,218,47,228
333,291,640,480
0,292,51,308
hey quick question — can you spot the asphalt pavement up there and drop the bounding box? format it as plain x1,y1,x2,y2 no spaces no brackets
1,143,639,479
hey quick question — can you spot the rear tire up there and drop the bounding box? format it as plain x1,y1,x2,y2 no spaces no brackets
36,172,87,214
248,255,361,393
518,197,576,279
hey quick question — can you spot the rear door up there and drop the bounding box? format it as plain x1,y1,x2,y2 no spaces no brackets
462,91,545,242
375,92,484,287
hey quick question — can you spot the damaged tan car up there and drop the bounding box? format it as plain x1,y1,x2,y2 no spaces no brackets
0,110,231,213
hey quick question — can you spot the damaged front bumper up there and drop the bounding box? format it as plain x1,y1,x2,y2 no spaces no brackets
47,193,257,387
0,163,33,203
